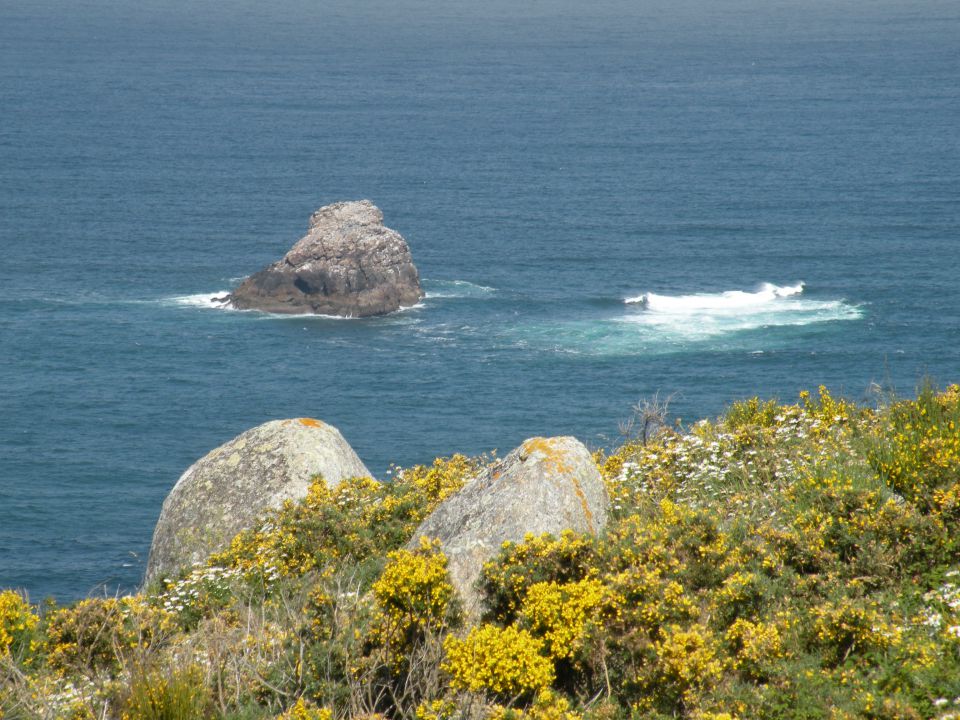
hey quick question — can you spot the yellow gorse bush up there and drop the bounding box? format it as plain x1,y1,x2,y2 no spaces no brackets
371,537,456,646
519,578,610,660
870,384,960,507
481,530,599,624
415,699,457,720
800,385,857,431
11,385,960,720
210,455,481,582
650,623,724,703
812,598,902,666
358,535,461,698
276,697,333,720
487,690,583,720
724,396,781,430
46,595,175,675
121,664,208,720
443,624,554,698
210,475,386,577
0,590,39,663
725,618,784,677
398,454,479,515
607,566,694,634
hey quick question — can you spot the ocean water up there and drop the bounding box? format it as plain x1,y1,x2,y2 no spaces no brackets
1,0,959,601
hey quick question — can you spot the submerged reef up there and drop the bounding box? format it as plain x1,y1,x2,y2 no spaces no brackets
4,384,960,719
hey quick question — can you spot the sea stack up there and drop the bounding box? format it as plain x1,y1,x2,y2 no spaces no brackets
227,200,423,317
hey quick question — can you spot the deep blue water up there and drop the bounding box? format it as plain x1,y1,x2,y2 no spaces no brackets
2,0,959,601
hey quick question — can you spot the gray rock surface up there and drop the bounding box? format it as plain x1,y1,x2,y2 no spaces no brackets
228,200,423,316
145,418,372,584
407,436,609,617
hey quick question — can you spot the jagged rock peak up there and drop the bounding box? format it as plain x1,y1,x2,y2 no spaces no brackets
309,199,383,230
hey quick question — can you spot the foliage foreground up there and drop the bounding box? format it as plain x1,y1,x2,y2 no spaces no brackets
4,386,960,720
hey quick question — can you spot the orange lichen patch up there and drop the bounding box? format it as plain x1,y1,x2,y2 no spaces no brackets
521,438,593,529
522,437,557,457
570,475,594,533
522,438,573,475
299,418,325,428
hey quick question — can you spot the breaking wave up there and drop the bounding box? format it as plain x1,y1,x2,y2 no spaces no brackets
619,282,861,339
506,282,863,356
625,282,805,310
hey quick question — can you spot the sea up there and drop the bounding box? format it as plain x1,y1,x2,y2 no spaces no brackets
2,0,959,602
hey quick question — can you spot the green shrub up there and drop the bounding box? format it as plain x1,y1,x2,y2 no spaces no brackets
122,665,210,720
11,386,960,720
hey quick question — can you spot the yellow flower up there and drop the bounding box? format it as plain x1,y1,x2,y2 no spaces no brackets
0,590,39,662
488,690,582,720
520,578,611,660
276,698,333,720
443,624,554,697
653,623,723,698
725,618,784,677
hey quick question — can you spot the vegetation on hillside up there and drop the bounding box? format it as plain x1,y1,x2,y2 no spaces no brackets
3,385,960,720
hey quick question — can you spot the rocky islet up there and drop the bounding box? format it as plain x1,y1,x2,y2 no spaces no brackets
226,200,423,317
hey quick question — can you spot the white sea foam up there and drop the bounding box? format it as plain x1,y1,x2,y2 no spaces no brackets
509,282,862,356
424,279,496,299
282,301,426,320
168,291,234,309
620,282,860,340
396,301,426,312
164,279,485,312
625,282,805,310
164,291,424,319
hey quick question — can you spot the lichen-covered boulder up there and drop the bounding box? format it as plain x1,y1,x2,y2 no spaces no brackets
226,200,423,317
145,418,372,584
407,436,609,617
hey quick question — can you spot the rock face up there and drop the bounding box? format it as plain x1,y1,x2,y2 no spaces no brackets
145,418,372,584
227,200,423,317
407,436,609,617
